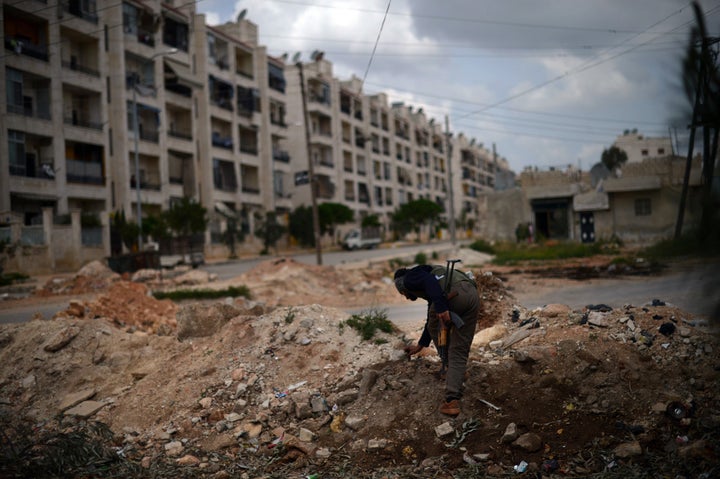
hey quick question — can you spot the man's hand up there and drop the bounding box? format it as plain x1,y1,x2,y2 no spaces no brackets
404,343,424,357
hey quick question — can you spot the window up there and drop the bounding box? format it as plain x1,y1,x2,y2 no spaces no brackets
641,149,648,156
8,130,26,175
122,3,138,36
658,148,665,155
634,198,651,216
6,68,24,112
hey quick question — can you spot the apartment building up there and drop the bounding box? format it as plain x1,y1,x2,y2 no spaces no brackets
1,0,109,224
285,55,508,238
1,2,509,271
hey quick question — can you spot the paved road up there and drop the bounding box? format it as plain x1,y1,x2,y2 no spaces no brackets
2,250,717,327
203,241,459,281
0,242,459,325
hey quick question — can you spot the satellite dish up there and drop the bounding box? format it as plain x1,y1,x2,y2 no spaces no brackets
310,50,320,60
280,52,288,62
236,9,247,22
292,52,301,63
589,162,610,189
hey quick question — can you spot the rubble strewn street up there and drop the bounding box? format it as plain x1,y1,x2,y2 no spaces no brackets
0,254,718,478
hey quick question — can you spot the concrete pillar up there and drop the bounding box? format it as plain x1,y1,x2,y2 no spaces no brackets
70,209,82,268
42,207,55,271
100,211,111,257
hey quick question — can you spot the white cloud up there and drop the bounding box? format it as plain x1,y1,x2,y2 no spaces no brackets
195,0,701,172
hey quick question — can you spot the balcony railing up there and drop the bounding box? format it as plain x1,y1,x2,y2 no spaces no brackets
130,178,161,191
9,163,56,179
8,103,51,120
242,186,260,194
168,128,192,140
240,145,258,155
65,116,103,130
273,150,290,163
5,37,49,61
66,158,103,184
139,130,159,143
212,136,233,149
62,60,100,77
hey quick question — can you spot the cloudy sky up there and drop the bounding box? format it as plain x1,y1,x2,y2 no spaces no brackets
196,0,719,173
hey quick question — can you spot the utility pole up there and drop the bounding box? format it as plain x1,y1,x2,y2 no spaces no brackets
445,115,456,245
297,61,323,265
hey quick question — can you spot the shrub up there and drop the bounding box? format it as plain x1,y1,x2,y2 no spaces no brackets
414,251,427,265
344,308,394,341
468,239,494,254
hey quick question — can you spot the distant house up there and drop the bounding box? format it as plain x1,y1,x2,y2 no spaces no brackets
613,130,674,164
479,156,703,246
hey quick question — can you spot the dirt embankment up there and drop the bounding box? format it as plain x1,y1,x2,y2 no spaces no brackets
0,256,718,478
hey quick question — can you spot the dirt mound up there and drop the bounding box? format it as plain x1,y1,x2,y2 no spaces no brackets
36,260,121,296
1,257,718,478
217,257,400,309
54,281,178,335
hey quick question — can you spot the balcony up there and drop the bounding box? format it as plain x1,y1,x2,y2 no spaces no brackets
168,128,192,141
64,116,103,130
213,159,237,192
268,62,286,93
4,37,49,62
66,159,104,185
62,0,99,23
130,176,161,191
162,17,189,52
62,59,100,77
273,150,290,163
211,133,233,150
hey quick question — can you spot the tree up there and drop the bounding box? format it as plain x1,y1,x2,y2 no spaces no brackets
288,205,315,247
600,146,628,172
165,197,208,254
361,214,381,229
318,202,354,238
391,199,443,238
254,211,286,254
142,213,170,243
223,218,245,259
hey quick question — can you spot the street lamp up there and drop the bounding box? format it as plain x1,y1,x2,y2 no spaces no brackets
133,48,178,252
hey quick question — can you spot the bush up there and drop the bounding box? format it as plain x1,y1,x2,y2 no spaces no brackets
491,241,614,265
414,252,428,265
468,239,494,254
343,308,394,341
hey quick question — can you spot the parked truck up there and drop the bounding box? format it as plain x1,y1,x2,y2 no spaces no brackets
342,227,382,250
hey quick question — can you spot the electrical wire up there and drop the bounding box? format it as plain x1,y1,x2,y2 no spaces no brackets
360,0,391,91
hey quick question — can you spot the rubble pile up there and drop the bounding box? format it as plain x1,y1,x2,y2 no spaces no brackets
54,281,178,335
216,257,401,309
0,258,718,478
36,260,121,296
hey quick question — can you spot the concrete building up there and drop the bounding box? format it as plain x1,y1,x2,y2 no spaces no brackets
284,56,511,241
1,1,510,273
613,130,674,163
516,156,703,245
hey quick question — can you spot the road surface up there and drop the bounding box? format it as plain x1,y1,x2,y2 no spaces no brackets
1,250,717,328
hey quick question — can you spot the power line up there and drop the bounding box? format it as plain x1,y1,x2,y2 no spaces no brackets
261,0,690,36
362,81,671,127
360,0,391,90
455,2,695,121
